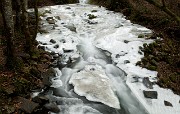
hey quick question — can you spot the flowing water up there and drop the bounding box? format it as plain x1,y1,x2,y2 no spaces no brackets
35,1,156,114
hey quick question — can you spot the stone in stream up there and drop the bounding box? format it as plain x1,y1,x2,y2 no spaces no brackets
53,44,59,49
50,39,56,44
17,97,39,113
142,77,153,89
42,68,56,86
44,102,60,113
124,60,130,64
64,24,76,32
143,90,158,99
32,96,49,105
164,100,173,107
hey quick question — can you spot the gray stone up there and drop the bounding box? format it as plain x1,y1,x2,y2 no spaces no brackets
17,97,39,113
143,90,158,99
44,102,60,113
124,40,129,43
64,25,76,32
33,96,49,105
142,77,153,89
42,68,56,86
50,39,56,44
46,17,53,21
124,60,130,64
38,45,46,50
63,48,74,53
47,19,55,24
164,100,173,107
54,44,59,49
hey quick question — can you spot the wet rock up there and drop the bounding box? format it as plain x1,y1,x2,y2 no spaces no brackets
131,76,140,83
124,60,130,64
42,68,56,86
87,20,98,24
46,17,53,21
47,19,55,24
63,48,74,53
39,28,49,33
115,23,123,28
115,54,120,58
44,102,60,113
142,77,153,89
164,100,173,107
54,44,59,49
17,97,39,113
55,16,61,20
143,90,158,99
138,34,145,38
87,14,97,19
66,7,71,9
124,40,129,43
64,24,76,32
50,39,56,44
42,43,48,45
33,96,49,105
60,39,66,43
91,10,97,12
38,45,46,50
50,51,56,55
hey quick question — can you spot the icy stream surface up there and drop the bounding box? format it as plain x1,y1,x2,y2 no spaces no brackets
35,3,180,114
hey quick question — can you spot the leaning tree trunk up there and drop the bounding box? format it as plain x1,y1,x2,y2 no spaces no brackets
20,0,33,55
0,0,16,69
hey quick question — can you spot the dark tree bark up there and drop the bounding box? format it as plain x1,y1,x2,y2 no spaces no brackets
33,0,39,41
15,0,22,30
20,0,33,55
0,0,16,69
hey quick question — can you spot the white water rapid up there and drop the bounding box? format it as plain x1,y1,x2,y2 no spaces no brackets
34,1,180,114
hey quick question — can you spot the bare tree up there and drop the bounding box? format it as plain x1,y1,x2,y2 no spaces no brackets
0,0,16,69
20,0,33,54
145,0,180,24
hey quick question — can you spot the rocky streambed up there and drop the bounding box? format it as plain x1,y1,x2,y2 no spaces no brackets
25,2,180,114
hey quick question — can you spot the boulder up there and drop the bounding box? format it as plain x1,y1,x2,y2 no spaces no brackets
44,102,60,113
17,97,39,113
42,68,56,86
50,39,56,44
143,90,158,99
142,77,153,89
164,100,173,107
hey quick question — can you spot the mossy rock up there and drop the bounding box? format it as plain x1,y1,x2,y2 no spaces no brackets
91,10,98,12
138,34,145,38
87,14,97,19
148,65,157,71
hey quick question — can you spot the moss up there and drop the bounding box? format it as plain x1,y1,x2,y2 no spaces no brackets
138,34,145,38
148,65,157,71
87,14,97,19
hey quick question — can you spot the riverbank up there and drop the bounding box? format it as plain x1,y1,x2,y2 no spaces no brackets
88,0,180,95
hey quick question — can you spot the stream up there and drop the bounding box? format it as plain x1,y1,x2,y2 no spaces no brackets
34,1,156,114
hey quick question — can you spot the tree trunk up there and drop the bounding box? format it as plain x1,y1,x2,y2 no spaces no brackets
20,0,33,55
15,0,22,30
0,0,16,69
33,0,39,41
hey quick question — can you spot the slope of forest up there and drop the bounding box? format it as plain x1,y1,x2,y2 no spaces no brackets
89,0,180,95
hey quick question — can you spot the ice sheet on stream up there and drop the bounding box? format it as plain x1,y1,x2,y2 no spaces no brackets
35,3,180,114
69,65,120,109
